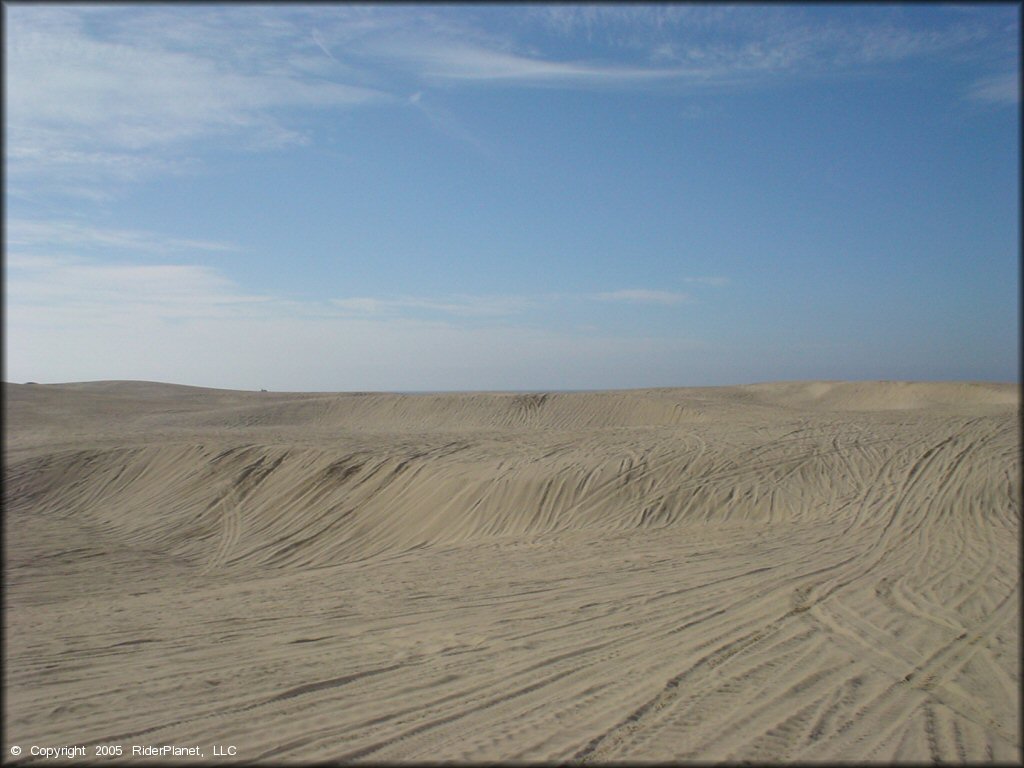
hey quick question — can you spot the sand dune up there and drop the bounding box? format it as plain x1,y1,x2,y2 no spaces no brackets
4,381,1019,763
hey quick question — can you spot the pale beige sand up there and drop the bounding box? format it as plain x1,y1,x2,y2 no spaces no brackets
4,380,1020,763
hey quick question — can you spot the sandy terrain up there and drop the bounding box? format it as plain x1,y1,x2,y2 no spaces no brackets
4,380,1020,763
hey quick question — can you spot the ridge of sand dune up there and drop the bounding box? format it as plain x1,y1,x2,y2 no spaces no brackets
738,380,1019,411
4,381,1019,763
6,379,1017,438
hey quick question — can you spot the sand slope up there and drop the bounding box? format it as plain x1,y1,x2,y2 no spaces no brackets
4,381,1020,763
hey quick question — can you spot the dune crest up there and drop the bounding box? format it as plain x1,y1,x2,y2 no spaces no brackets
738,380,1019,411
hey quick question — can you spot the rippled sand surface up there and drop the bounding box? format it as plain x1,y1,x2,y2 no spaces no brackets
5,380,1019,763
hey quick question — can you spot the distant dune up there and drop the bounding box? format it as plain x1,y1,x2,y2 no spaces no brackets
4,381,1019,763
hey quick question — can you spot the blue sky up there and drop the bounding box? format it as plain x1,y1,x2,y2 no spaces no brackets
5,4,1019,391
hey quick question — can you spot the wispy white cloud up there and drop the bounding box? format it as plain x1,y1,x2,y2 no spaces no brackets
7,219,238,255
7,4,1013,200
6,146,195,187
331,297,383,314
593,289,692,305
311,28,338,63
363,39,718,86
333,294,532,317
7,252,270,324
523,6,746,49
684,276,729,287
5,6,389,193
7,220,260,326
332,285,719,315
967,72,1020,105
520,5,1001,75
407,91,490,154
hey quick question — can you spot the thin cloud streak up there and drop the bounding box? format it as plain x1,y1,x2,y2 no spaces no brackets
367,40,719,86
332,294,533,317
594,290,692,305
8,253,270,322
685,276,729,287
332,287,711,315
7,219,238,254
408,92,491,155
967,72,1020,105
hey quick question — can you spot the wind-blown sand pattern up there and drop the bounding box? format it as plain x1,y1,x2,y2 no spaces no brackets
4,380,1020,763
